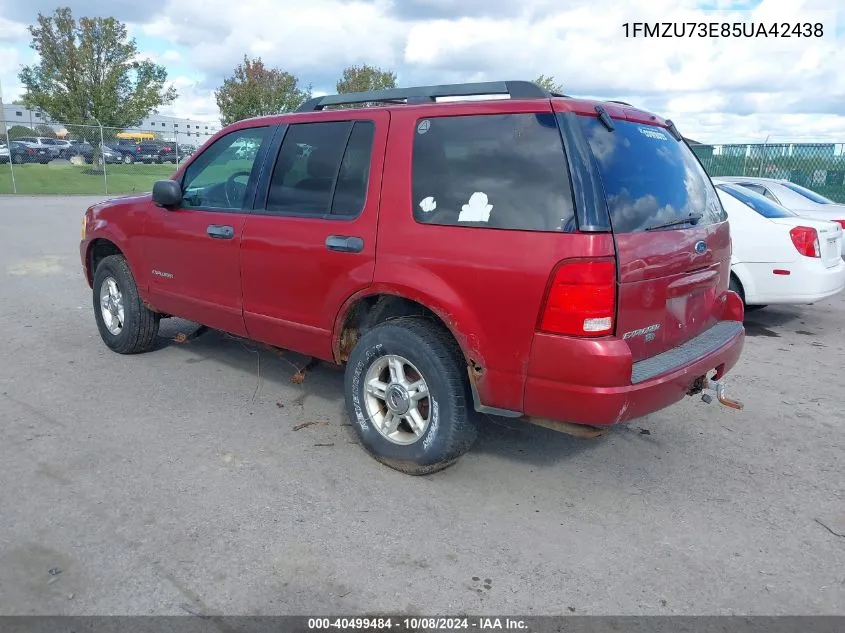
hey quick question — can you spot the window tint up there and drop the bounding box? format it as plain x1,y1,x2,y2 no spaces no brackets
412,113,575,232
181,126,268,210
779,181,833,205
580,117,726,233
716,184,796,219
266,121,374,217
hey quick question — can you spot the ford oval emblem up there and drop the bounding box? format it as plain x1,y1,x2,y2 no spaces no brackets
694,240,707,254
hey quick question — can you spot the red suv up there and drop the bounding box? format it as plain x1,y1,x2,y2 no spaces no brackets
80,81,745,474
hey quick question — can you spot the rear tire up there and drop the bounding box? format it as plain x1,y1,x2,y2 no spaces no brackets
93,255,160,354
123,154,134,165
344,317,477,475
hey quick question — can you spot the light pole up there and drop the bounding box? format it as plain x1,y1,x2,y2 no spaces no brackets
91,116,108,195
0,78,16,193
0,77,7,138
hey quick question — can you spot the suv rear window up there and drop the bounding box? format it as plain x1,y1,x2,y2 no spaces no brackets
579,117,726,233
412,113,576,232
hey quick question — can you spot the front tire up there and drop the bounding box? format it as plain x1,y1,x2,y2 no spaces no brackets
344,318,477,475
92,255,160,354
123,154,134,164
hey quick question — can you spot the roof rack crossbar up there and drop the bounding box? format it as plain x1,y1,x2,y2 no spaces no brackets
295,80,551,112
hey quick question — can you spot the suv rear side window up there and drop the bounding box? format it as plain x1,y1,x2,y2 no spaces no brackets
579,117,726,233
266,120,375,217
412,113,576,232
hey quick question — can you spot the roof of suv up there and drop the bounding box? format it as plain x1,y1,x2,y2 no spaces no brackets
228,80,674,134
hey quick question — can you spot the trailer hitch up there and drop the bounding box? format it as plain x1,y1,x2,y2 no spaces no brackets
701,376,744,410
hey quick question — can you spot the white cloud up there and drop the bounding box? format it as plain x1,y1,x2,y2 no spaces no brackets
0,16,28,43
1,0,843,142
157,76,219,123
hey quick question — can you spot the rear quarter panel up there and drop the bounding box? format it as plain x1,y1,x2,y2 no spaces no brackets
373,102,615,412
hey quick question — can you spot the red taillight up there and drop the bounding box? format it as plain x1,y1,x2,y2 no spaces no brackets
835,220,845,230
539,258,616,337
789,226,820,258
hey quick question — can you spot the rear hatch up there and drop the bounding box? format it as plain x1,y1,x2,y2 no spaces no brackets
578,114,731,362
769,217,843,268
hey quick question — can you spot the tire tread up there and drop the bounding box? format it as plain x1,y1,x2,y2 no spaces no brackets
94,255,160,354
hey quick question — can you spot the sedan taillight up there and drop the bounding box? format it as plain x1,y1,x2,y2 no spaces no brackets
789,226,820,258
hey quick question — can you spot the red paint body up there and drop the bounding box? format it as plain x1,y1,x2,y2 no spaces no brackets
81,95,744,427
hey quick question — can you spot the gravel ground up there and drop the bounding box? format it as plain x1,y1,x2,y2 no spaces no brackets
0,195,843,616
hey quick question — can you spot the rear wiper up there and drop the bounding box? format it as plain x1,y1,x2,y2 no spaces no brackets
644,213,703,231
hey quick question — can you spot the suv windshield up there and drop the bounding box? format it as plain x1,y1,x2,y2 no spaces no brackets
716,183,796,218
779,181,834,205
579,117,726,233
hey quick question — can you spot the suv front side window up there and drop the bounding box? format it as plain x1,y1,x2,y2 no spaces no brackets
181,127,269,210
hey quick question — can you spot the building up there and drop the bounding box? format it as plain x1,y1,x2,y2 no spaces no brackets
2,104,219,142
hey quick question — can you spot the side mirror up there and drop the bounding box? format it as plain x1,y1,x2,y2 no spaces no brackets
152,180,183,208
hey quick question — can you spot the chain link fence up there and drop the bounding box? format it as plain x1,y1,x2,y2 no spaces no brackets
2,122,844,203
0,120,215,195
691,142,845,203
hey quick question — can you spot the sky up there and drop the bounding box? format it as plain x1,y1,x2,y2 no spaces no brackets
0,0,842,143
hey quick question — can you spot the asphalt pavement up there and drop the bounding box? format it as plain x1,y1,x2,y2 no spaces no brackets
1,195,843,615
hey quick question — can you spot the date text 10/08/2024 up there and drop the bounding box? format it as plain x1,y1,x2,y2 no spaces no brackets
308,618,529,630
622,22,824,38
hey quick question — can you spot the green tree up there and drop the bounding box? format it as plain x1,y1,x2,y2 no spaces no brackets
215,56,311,126
336,64,397,95
18,8,176,131
33,124,57,138
7,125,34,138
534,74,565,94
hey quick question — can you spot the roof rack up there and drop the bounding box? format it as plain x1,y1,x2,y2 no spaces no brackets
295,80,551,112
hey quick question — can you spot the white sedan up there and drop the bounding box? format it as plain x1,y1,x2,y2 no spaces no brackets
713,179,845,309
717,176,845,256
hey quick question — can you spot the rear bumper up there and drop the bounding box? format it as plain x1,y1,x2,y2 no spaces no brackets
742,258,845,305
523,317,745,427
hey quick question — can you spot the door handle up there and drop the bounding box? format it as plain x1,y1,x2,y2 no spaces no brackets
207,224,234,240
325,235,364,253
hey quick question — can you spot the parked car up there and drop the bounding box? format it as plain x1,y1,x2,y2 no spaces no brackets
8,140,51,164
109,139,143,164
51,139,75,158
176,143,196,159
70,142,122,165
719,177,845,253
127,140,178,164
14,136,61,160
79,80,746,474
712,179,845,310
